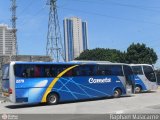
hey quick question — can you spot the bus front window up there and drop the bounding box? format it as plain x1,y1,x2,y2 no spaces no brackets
2,65,9,80
143,66,156,82
2,64,9,93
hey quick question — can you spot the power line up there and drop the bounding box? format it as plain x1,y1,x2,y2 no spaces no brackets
99,0,160,9
18,6,46,26
67,0,160,13
18,0,35,16
58,6,160,26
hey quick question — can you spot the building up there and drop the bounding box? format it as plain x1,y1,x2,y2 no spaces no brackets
0,24,16,55
63,17,88,61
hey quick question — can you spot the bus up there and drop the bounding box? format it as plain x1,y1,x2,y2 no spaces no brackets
2,61,135,104
130,64,158,93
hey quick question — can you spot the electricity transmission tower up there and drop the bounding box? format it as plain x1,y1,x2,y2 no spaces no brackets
11,0,18,55
46,0,64,62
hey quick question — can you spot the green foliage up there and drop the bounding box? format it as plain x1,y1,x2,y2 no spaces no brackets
126,43,158,64
75,48,125,63
76,43,158,64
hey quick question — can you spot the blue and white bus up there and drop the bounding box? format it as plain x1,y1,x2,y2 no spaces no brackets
130,64,158,93
2,61,134,104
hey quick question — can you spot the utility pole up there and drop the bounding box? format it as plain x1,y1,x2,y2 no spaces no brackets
11,0,18,55
46,0,64,62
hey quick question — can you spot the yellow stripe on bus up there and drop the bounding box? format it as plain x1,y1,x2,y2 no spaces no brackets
41,65,78,103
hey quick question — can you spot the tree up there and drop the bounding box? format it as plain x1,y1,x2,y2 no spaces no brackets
75,48,125,63
126,43,158,64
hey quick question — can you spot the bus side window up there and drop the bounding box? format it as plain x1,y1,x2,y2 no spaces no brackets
30,66,34,77
22,69,28,78
132,66,143,75
110,65,123,76
50,66,57,77
44,68,52,77
34,66,40,77
43,66,51,77
64,70,73,77
97,65,111,76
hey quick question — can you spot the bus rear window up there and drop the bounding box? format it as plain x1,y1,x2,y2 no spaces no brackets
2,65,9,80
132,66,143,75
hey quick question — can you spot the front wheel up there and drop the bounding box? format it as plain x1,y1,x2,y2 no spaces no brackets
113,89,122,98
47,93,59,105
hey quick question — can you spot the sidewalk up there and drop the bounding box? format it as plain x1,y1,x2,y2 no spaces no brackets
0,92,6,103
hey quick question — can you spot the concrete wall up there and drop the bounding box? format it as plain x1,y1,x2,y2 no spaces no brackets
0,55,52,91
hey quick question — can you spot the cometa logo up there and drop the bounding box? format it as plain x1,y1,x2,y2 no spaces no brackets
89,78,111,84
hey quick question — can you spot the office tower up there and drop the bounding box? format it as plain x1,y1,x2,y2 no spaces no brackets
64,17,88,61
0,24,16,55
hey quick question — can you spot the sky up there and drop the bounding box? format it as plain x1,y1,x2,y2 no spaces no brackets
0,0,160,68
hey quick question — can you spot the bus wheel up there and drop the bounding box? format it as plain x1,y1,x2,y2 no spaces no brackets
135,86,141,93
47,93,59,105
113,89,122,98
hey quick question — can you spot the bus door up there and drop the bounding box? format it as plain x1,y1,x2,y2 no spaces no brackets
123,65,135,94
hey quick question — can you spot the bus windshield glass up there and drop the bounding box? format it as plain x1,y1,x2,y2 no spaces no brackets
2,64,9,80
143,66,156,82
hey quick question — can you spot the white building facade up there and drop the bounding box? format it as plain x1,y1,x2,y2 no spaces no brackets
64,17,88,61
0,24,16,55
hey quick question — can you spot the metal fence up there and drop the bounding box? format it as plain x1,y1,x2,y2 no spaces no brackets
0,55,52,91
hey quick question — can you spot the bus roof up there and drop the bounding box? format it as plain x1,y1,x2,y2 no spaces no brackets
10,61,130,66
130,64,153,67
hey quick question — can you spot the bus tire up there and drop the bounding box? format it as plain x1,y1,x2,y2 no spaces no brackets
135,85,142,93
113,88,122,98
47,93,59,105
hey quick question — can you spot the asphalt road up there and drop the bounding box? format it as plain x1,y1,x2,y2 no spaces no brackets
0,89,160,120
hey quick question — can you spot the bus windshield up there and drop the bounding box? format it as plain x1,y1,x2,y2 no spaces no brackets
143,65,156,82
2,64,9,80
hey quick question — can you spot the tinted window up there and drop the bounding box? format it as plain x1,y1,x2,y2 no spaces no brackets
110,65,123,76
15,64,43,78
124,65,134,76
132,66,143,75
14,64,72,78
97,65,123,76
2,65,9,80
64,65,97,77
97,65,109,76
143,66,156,82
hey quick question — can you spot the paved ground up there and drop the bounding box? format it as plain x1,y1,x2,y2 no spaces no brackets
0,89,160,114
